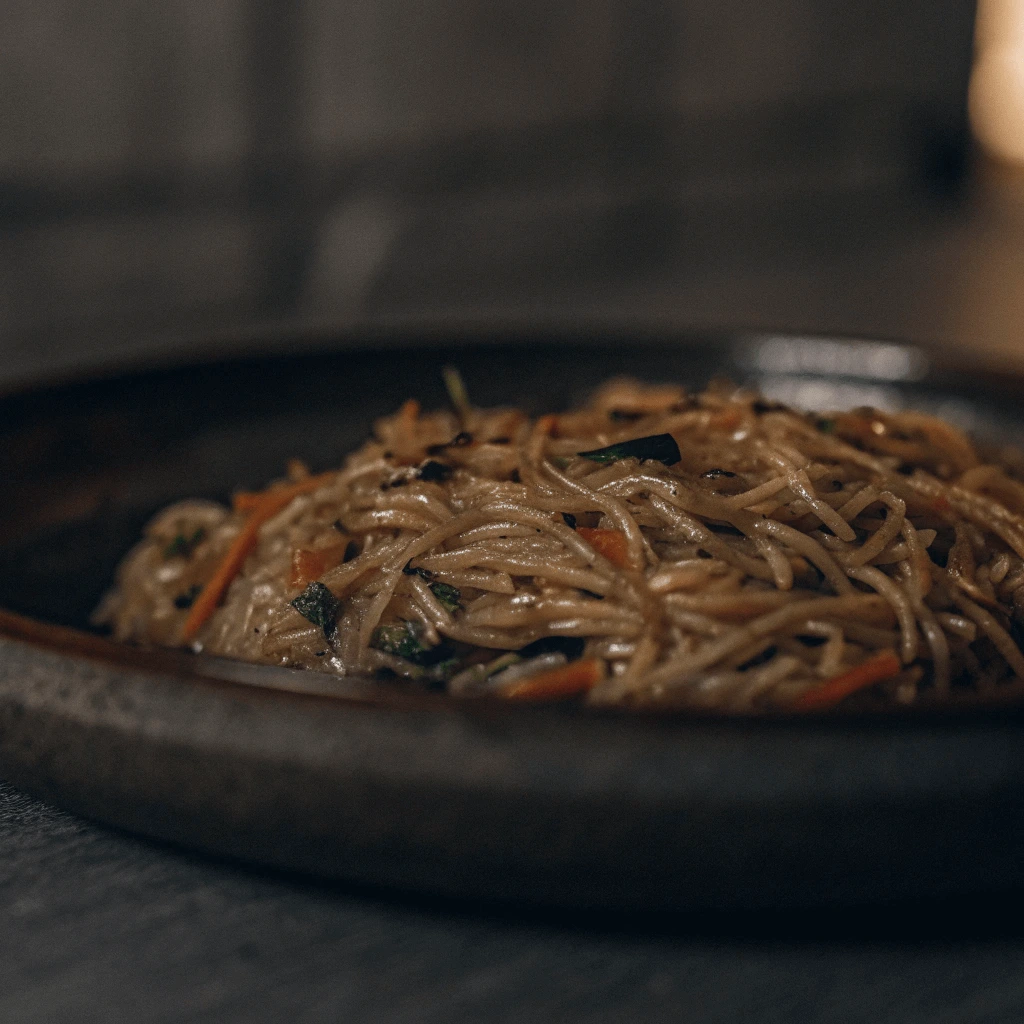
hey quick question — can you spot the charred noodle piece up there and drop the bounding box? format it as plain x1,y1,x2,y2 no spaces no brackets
100,379,1024,711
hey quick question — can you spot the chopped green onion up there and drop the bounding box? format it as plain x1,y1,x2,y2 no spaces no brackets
449,651,522,692
163,527,206,560
290,581,341,638
370,620,430,661
578,433,681,466
442,366,471,421
429,581,461,613
426,657,460,683
485,652,522,676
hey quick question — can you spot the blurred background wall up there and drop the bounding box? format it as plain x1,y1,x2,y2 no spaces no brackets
0,0,1002,381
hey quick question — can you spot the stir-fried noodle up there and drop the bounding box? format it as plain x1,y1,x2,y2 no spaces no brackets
95,376,1024,710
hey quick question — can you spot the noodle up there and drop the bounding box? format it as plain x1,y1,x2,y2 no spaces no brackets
94,377,1024,711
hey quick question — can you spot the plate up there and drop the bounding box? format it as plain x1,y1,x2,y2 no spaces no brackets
2,330,1024,910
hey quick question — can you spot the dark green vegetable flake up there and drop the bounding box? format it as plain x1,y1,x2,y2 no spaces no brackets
290,581,340,638
561,512,577,529
370,620,429,660
163,527,205,560
426,432,473,456
418,460,452,482
578,433,681,466
429,581,462,613
173,584,203,609
426,659,460,687
403,561,434,580
753,400,790,415
817,418,836,434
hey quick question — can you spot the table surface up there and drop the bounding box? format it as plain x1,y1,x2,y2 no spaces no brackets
7,779,1024,1024
6,167,1024,1022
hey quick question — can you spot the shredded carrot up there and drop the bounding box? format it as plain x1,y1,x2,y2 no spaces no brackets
537,414,559,437
791,649,902,711
182,472,335,641
233,470,336,514
398,398,420,441
576,527,630,569
503,658,603,701
290,541,348,589
232,491,263,513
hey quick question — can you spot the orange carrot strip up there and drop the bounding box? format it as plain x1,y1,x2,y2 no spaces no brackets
183,472,335,641
536,414,559,438
503,658,603,701
232,491,263,513
576,527,630,569
398,398,420,443
791,649,902,711
232,471,336,514
290,541,347,589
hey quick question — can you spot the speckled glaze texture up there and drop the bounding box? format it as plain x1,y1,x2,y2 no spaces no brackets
2,332,1024,909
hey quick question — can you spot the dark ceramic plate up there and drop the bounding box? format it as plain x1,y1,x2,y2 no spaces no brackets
3,330,1024,911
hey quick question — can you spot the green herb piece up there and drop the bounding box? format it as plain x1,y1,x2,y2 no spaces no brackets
163,527,206,560
370,620,429,660
429,581,462,613
442,365,471,420
551,456,572,470
817,418,836,434
561,512,577,529
173,584,202,610
290,581,340,638
578,433,681,466
426,657,461,683
485,652,521,676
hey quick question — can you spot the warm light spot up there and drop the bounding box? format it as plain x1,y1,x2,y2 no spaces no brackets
971,1,1024,164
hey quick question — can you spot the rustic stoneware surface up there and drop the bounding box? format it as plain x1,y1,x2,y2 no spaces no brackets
3,333,1024,912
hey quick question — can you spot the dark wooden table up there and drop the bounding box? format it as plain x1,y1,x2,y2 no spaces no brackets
6,780,1024,1023
5,169,1024,1021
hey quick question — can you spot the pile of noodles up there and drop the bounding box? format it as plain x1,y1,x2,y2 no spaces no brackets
94,376,1024,711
